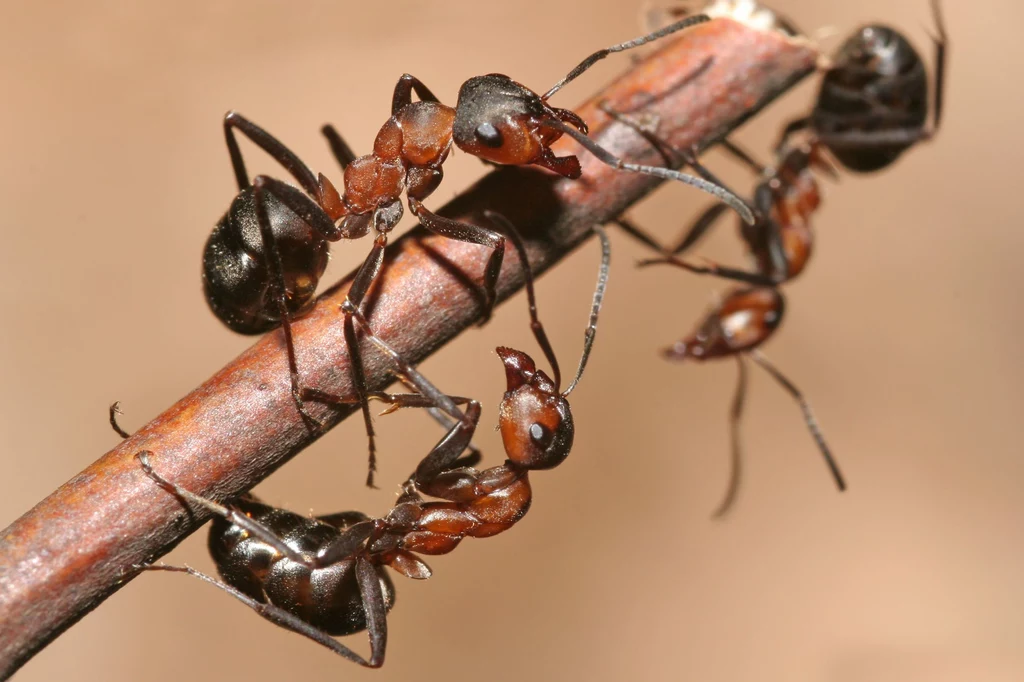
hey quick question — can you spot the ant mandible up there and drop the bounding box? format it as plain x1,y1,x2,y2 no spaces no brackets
204,12,754,488
663,286,845,517
130,221,611,667
777,0,948,172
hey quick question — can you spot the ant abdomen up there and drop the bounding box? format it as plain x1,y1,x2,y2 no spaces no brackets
208,496,395,637
815,25,929,172
496,347,574,470
203,188,329,334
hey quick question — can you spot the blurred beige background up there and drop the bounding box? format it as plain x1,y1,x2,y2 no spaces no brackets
1,1,1022,680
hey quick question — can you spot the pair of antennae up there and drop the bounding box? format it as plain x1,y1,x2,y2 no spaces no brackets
484,212,609,397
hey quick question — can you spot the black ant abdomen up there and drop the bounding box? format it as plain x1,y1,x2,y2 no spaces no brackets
208,495,395,637
203,187,330,334
779,0,947,174
813,26,930,172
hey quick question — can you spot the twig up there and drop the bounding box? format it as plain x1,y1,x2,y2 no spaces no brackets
0,18,816,679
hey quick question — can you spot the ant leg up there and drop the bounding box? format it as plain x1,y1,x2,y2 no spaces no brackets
634,184,782,286
613,216,672,254
109,401,131,439
355,558,388,667
775,116,811,153
321,124,358,171
711,356,748,519
392,74,440,113
718,139,769,175
136,451,313,567
748,350,846,492
341,233,390,487
223,112,319,195
408,199,506,322
481,211,561,390
225,113,345,219
542,118,755,225
929,0,948,133
637,255,780,286
140,564,381,667
251,176,330,432
614,202,730,260
342,310,483,488
671,203,732,255
542,14,711,100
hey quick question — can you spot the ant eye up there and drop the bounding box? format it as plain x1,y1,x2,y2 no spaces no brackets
529,422,552,447
475,122,504,148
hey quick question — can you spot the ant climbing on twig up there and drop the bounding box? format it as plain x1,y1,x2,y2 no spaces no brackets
200,12,753,488
662,286,845,517
128,221,611,667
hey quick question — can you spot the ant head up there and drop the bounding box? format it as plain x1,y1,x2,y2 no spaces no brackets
453,74,557,167
836,25,918,79
496,347,574,471
664,287,784,361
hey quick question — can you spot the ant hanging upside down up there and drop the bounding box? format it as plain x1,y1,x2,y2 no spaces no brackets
595,111,847,516
200,12,753,487
124,219,611,667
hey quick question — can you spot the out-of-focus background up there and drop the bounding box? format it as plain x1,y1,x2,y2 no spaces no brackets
1,1,1021,680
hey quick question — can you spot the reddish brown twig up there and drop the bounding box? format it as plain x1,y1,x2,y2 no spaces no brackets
0,19,816,679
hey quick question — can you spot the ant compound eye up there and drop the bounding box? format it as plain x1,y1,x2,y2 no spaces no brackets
529,422,553,447
475,122,504,148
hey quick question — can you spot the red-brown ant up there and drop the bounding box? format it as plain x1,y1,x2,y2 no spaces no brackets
590,105,844,514
201,13,754,488
777,0,948,172
129,221,611,666
663,286,844,517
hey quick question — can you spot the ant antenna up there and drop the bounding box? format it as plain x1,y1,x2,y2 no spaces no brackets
563,225,611,396
482,211,561,391
711,356,748,519
543,14,711,101
748,350,846,491
543,118,756,225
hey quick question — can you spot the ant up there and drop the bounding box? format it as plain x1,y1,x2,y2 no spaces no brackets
200,12,754,488
589,108,844,515
662,286,845,517
128,220,611,666
776,0,948,172
612,0,947,285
